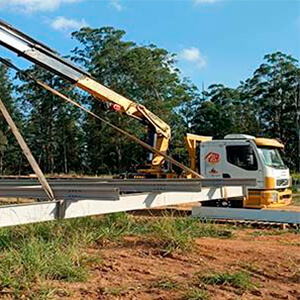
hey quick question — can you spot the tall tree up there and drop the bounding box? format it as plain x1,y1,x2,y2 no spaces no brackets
241,52,299,170
190,52,299,171
17,67,85,174
71,26,197,174
0,63,23,175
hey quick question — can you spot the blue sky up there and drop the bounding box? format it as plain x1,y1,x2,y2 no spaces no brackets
0,0,299,90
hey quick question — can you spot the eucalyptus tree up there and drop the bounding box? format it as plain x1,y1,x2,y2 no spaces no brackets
17,67,84,174
241,52,299,170
71,26,197,174
0,63,23,175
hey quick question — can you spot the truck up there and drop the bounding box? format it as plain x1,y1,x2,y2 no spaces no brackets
0,19,292,209
185,133,292,208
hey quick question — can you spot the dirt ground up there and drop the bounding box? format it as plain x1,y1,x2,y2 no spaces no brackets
52,225,300,300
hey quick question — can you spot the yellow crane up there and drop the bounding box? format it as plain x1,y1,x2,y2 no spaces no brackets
0,19,170,177
0,19,292,208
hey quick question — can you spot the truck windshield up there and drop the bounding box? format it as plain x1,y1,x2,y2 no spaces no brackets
259,147,285,169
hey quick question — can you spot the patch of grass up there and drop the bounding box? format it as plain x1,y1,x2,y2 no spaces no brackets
103,286,130,296
240,261,262,274
289,258,300,283
149,217,195,254
182,288,210,300
0,238,87,299
0,218,103,299
146,215,232,254
249,230,288,237
201,271,253,290
94,212,135,243
0,213,233,298
151,277,180,290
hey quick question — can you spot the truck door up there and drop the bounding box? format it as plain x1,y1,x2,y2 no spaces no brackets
201,142,224,179
224,142,262,188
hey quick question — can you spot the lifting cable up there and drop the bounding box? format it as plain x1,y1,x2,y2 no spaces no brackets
0,57,202,178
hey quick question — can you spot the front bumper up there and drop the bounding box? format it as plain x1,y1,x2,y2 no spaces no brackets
246,188,292,208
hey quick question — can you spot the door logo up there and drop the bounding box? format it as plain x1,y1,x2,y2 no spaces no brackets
205,152,220,165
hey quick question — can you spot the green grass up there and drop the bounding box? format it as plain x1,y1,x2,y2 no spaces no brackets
182,288,210,300
151,277,180,290
103,286,129,296
146,215,232,255
0,212,233,298
0,220,97,299
249,229,289,237
201,271,253,290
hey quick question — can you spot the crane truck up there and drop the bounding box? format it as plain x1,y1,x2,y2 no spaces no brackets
0,19,292,209
186,134,292,208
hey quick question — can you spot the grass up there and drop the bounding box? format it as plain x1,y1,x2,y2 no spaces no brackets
200,271,253,290
182,288,210,300
147,215,232,255
0,212,233,298
249,229,289,237
103,286,130,296
289,258,300,283
0,220,95,299
151,277,180,290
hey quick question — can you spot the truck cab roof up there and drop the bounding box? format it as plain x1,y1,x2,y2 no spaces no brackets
224,134,284,148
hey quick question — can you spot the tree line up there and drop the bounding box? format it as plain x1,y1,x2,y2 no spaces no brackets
0,26,299,175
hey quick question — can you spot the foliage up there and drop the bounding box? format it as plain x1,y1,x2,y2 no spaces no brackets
201,271,253,290
70,26,198,174
16,67,85,174
151,277,180,290
145,215,232,254
0,220,94,299
182,288,210,300
0,63,24,175
0,213,234,298
190,52,299,171
1,24,298,174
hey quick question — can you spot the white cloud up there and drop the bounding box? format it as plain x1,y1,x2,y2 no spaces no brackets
51,16,87,32
181,47,207,69
0,0,82,13
110,0,123,11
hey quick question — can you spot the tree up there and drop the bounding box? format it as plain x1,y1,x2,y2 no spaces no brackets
190,52,299,171
0,63,24,175
191,84,247,138
241,52,299,170
71,26,197,174
17,67,85,174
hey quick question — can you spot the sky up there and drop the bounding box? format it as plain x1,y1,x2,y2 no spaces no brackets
0,0,299,90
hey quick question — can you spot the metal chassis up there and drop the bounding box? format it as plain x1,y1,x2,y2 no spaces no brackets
0,178,252,228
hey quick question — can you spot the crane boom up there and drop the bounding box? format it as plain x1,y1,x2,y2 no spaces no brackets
0,19,171,173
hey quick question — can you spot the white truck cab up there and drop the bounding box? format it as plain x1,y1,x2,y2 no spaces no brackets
198,134,292,208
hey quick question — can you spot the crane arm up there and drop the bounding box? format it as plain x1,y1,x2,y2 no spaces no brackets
0,19,170,167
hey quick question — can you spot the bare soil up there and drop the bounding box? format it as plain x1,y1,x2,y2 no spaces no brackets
52,225,300,300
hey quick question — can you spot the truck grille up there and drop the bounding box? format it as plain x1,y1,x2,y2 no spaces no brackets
276,179,288,187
